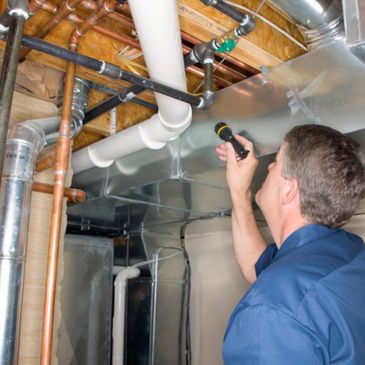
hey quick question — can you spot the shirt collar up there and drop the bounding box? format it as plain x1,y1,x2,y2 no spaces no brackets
275,224,339,260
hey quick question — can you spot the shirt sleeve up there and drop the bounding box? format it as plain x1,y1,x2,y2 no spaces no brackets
222,305,328,365
255,243,278,277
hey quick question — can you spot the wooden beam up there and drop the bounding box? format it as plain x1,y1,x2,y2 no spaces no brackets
178,0,305,69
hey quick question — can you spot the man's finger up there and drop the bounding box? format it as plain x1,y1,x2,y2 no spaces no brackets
225,142,237,165
234,134,254,152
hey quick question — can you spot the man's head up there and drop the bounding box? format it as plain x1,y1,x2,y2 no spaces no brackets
281,124,365,227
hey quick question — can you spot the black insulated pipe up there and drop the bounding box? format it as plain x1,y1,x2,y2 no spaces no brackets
201,0,255,33
21,36,203,108
204,56,214,98
199,50,215,109
0,15,26,175
84,85,147,124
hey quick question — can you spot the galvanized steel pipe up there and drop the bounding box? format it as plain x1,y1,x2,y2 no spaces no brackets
0,123,45,365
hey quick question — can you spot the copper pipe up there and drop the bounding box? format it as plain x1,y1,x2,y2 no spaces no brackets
20,0,84,60
81,0,134,28
41,3,120,362
181,30,258,75
70,14,232,87
29,0,47,14
181,44,244,82
40,60,75,365
187,65,231,88
35,153,55,172
35,0,240,87
96,9,244,83
39,2,58,13
79,1,246,81
32,181,86,203
101,10,254,77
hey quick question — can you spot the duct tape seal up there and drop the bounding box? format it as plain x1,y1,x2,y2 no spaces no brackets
87,146,114,168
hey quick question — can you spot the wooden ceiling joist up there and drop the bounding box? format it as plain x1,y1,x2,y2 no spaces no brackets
0,0,306,144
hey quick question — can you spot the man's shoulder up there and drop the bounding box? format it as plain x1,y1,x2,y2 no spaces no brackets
244,232,365,315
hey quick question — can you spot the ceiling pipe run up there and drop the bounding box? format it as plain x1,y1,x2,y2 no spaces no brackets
72,0,193,174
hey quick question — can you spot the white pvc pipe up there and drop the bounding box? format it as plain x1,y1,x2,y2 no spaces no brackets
128,0,190,126
72,0,192,174
112,266,140,365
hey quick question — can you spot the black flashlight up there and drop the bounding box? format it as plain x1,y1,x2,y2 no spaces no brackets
215,122,249,160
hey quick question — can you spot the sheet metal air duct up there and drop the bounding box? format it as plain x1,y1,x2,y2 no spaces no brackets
0,78,89,365
268,0,344,49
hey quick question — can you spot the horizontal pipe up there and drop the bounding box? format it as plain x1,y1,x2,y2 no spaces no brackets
20,36,202,107
202,0,253,25
32,182,86,203
84,85,145,123
34,0,242,86
181,30,258,75
35,154,54,172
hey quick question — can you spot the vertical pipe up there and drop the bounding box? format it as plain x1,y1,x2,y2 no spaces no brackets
149,253,159,365
40,61,75,365
0,123,44,365
0,15,26,175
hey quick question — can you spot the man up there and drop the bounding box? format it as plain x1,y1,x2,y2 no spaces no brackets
216,124,365,364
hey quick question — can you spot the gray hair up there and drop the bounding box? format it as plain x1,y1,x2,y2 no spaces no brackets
283,125,365,227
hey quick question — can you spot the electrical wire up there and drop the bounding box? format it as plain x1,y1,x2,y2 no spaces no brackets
132,250,183,268
253,0,266,17
223,0,307,51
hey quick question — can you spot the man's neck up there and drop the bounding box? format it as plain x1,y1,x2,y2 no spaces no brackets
270,214,310,248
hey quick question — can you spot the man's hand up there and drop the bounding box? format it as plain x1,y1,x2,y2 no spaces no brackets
216,135,258,199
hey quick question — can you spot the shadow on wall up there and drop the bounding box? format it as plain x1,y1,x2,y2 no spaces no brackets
185,216,272,365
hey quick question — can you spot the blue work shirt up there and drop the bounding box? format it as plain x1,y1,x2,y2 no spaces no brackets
222,224,365,364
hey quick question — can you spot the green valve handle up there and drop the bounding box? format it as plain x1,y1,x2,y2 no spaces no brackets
217,39,237,53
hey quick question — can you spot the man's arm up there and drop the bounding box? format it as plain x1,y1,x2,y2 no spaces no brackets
216,135,266,283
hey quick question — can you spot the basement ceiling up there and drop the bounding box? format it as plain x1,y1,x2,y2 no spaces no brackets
0,0,305,152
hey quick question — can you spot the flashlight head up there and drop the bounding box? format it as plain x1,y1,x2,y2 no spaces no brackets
215,122,232,142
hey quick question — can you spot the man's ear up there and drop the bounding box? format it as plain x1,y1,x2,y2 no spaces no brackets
282,178,299,205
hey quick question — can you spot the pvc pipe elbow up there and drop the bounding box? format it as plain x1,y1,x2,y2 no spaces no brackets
87,146,114,168
115,267,140,285
157,106,192,131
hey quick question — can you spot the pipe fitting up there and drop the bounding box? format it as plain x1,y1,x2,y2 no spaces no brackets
0,12,10,33
236,15,255,35
197,93,215,110
87,145,114,168
157,106,192,131
201,0,217,5
57,77,91,140
8,0,29,19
